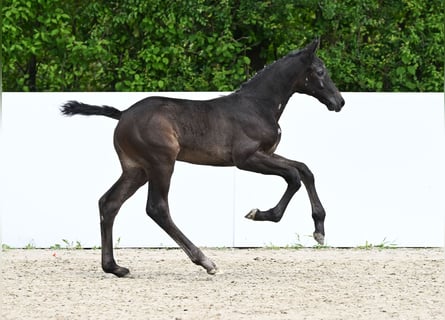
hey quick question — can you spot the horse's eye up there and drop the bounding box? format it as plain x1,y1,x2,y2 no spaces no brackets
316,70,325,77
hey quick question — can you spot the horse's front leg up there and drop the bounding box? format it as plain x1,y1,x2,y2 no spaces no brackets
290,160,326,245
236,152,326,245
235,151,302,223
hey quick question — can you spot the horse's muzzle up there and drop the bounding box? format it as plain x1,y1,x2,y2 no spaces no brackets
328,95,345,112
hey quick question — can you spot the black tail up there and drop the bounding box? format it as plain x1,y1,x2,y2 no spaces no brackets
60,101,122,120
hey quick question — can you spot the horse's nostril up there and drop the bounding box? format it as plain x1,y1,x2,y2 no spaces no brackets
340,98,345,107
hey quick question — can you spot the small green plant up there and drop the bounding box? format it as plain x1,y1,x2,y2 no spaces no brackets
265,242,281,250
2,244,12,251
357,238,397,250
62,239,83,250
357,240,374,250
374,237,397,249
75,241,82,250
50,243,62,250
62,239,72,249
290,234,304,249
25,241,36,249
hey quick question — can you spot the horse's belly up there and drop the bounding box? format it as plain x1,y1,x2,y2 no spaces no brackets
177,147,233,166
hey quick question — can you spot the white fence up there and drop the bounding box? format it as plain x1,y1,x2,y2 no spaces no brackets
1,92,444,248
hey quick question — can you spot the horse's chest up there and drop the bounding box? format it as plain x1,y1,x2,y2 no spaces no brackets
264,125,282,154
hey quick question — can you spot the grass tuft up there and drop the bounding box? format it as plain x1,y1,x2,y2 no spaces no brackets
357,238,397,250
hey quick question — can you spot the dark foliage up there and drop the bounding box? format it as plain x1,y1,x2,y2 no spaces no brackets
3,0,443,91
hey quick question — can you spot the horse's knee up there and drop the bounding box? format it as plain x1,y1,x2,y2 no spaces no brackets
297,163,315,184
286,168,302,191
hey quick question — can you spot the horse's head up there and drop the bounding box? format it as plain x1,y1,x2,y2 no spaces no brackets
296,39,345,112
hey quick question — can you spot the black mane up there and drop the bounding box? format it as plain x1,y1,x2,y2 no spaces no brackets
236,49,303,93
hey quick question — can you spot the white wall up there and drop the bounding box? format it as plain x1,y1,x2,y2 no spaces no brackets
1,92,444,248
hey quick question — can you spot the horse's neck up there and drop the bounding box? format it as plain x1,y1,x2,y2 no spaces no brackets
240,73,295,121
237,57,303,121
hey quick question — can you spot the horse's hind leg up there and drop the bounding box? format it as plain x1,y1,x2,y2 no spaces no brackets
99,167,147,277
146,165,217,275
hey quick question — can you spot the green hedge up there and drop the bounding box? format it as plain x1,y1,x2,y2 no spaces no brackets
2,0,443,92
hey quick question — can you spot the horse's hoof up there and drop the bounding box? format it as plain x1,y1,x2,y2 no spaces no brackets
104,265,130,278
313,232,325,245
245,209,259,220
207,267,218,275
116,267,131,278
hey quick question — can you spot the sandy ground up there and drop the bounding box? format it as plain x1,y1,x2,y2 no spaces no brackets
1,248,444,320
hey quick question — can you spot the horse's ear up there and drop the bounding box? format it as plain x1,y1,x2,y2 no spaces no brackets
302,38,320,61
309,38,320,53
